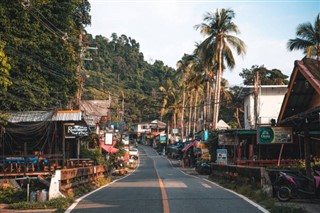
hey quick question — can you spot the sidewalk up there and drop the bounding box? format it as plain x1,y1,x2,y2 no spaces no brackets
167,156,320,213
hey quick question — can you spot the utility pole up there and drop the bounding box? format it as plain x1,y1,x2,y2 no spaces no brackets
121,91,125,122
254,71,259,128
73,31,97,109
74,30,83,109
108,92,112,123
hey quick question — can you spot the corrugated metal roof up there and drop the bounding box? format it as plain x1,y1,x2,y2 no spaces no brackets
7,111,54,123
80,100,110,116
51,110,82,121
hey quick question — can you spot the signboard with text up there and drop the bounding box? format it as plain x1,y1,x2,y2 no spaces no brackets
65,125,88,138
216,149,227,164
172,129,178,134
105,133,113,145
257,127,292,144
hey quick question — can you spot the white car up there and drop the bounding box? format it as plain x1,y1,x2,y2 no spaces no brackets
129,148,139,160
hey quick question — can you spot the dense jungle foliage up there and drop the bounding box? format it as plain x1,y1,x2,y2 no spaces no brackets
0,0,176,125
0,1,289,129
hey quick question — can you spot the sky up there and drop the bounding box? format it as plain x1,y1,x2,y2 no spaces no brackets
86,0,320,86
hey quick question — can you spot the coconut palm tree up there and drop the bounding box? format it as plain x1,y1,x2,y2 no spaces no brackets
176,54,196,141
287,13,320,60
195,8,246,130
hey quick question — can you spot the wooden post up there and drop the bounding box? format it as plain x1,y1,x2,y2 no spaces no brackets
304,118,312,178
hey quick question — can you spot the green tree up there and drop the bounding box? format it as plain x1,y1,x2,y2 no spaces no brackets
195,8,246,130
0,0,90,110
239,65,289,85
287,13,320,60
176,54,195,140
0,41,12,91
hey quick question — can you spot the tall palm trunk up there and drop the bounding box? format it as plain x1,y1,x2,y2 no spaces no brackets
193,89,199,137
205,68,210,129
188,92,193,139
181,89,185,141
213,35,224,130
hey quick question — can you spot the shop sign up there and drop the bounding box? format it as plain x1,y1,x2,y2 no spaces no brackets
201,148,210,160
216,149,227,164
172,128,178,134
65,125,88,138
204,130,209,141
257,127,292,144
160,135,166,143
105,132,113,145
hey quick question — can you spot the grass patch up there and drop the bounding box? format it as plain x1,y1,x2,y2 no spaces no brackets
209,175,307,213
0,187,27,204
6,197,74,210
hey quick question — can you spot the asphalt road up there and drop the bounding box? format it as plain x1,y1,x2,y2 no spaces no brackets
67,145,266,213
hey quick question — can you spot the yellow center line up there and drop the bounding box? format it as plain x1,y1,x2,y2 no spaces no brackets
153,158,170,213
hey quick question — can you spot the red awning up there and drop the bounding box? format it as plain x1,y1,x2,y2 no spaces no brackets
182,140,197,152
100,142,119,154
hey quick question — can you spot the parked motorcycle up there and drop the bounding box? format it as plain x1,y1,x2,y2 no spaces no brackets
273,166,320,202
195,161,211,175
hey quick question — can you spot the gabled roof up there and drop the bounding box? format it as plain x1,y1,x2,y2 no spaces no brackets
80,100,110,116
278,58,320,124
217,119,230,130
80,100,110,126
151,119,166,128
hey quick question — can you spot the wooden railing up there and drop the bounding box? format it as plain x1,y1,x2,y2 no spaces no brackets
236,159,299,167
59,165,109,191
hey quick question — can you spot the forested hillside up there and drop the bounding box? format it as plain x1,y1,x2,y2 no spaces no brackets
81,33,177,123
0,0,176,125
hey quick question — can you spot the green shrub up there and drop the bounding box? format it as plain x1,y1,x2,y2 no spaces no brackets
270,205,306,213
7,197,73,210
0,187,26,203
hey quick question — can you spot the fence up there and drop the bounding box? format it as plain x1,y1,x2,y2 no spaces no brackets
49,165,109,199
210,163,272,196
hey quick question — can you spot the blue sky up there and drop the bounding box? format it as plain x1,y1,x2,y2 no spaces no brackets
86,0,320,85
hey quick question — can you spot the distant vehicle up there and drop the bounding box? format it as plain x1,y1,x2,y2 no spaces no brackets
129,148,139,157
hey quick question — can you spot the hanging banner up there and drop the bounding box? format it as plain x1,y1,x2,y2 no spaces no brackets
257,127,292,144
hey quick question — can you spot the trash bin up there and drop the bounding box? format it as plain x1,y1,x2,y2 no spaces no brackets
37,189,48,202
30,191,37,202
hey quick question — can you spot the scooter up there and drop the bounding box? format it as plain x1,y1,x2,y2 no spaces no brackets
195,161,211,175
273,166,320,202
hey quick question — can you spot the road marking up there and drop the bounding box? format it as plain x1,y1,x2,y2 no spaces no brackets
201,183,212,188
164,180,187,188
153,158,170,213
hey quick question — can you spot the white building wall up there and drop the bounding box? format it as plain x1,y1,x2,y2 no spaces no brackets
244,86,287,129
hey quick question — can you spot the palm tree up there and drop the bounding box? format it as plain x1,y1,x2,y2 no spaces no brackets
159,79,181,132
195,8,246,129
287,13,320,60
176,54,197,141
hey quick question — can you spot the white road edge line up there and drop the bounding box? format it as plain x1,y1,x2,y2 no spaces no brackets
64,160,140,213
165,157,269,213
